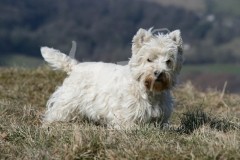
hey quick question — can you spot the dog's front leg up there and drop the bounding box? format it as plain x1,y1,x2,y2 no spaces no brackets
159,103,173,128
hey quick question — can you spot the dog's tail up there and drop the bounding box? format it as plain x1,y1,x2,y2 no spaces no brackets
40,47,78,73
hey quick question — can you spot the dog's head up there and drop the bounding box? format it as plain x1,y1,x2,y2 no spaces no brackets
129,28,183,93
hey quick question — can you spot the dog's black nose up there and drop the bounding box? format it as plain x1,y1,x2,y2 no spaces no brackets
154,71,161,77
154,71,165,80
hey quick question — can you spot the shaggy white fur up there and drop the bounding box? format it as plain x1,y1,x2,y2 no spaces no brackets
41,28,183,129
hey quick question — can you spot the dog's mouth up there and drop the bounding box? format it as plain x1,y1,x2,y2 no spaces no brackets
144,74,171,92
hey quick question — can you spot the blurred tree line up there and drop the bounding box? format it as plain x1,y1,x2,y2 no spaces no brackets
0,0,240,64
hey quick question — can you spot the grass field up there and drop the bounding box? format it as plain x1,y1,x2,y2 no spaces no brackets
180,64,240,93
147,0,240,16
182,64,240,75
1,53,239,74
0,55,43,68
0,67,240,159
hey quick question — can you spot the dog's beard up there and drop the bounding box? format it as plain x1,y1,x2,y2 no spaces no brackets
144,73,172,92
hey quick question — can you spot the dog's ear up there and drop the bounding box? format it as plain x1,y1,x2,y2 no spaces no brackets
170,30,184,74
132,28,153,54
169,30,183,54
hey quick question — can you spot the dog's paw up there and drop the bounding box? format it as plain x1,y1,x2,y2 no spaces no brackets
161,122,170,130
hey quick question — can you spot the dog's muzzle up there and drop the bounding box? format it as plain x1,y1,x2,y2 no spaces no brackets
144,71,171,92
154,71,167,82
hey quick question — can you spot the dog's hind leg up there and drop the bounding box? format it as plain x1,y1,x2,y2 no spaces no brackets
42,102,79,124
42,87,81,124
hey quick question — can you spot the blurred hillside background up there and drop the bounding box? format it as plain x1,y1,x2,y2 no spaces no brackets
0,0,239,93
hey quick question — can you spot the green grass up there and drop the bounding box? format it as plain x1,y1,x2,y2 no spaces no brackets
147,0,206,12
0,54,43,68
148,0,240,16
0,67,240,159
211,0,240,16
182,64,240,75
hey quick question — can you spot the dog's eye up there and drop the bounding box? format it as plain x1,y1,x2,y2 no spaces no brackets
147,58,153,62
166,59,172,66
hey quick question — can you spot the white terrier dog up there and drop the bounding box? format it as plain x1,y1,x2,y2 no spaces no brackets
41,28,183,129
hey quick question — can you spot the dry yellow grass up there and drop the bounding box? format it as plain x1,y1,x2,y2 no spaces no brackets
0,67,239,159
